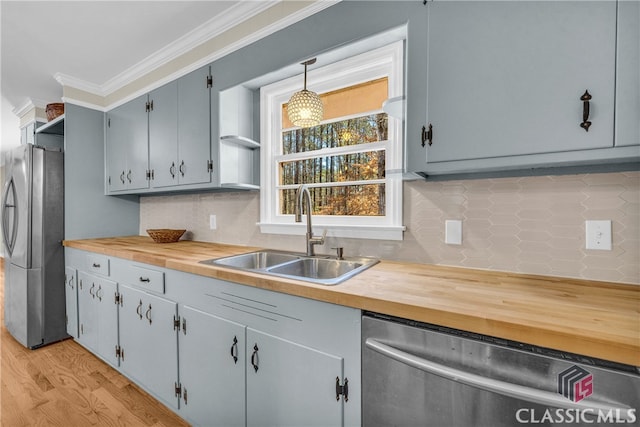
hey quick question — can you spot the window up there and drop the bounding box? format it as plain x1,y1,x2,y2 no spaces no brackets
260,41,404,240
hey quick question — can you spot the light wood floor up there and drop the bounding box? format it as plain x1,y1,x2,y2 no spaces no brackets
0,259,190,427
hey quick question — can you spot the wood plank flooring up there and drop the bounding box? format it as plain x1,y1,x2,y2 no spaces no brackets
0,258,190,427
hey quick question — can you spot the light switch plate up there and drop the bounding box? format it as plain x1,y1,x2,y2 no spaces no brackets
209,214,217,230
585,220,611,250
445,220,462,245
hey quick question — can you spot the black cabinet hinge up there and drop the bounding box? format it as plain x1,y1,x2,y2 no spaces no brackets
421,124,433,147
146,170,154,180
181,317,187,335
116,345,124,361
207,160,213,173
173,315,181,331
114,292,122,305
336,377,349,402
175,382,182,398
207,75,213,88
183,387,188,405
146,100,154,112
107,118,111,127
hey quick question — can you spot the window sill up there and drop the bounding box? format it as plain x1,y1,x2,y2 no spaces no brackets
257,223,406,241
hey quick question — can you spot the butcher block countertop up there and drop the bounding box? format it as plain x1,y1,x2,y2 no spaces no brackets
63,236,640,367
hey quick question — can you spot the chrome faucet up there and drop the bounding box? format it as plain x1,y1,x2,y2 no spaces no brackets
295,184,326,256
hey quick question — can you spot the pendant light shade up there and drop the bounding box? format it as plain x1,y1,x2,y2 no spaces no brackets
287,58,323,128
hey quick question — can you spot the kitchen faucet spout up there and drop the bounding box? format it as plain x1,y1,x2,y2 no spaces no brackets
294,184,325,256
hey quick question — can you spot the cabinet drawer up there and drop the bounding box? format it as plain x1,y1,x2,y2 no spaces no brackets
86,254,110,276
125,265,165,294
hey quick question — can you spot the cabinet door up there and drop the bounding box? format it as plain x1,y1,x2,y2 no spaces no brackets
77,272,118,366
177,65,212,186
105,94,149,192
64,267,78,339
419,2,616,167
119,285,179,410
615,0,640,148
77,271,98,350
95,278,119,367
179,306,245,427
149,81,179,188
105,110,127,192
246,329,345,427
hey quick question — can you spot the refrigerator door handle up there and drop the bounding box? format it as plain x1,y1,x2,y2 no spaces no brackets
2,177,18,256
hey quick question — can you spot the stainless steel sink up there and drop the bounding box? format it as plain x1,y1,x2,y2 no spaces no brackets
200,250,378,285
202,250,300,269
267,257,373,285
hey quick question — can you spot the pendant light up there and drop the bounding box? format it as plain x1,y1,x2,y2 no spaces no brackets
287,58,323,128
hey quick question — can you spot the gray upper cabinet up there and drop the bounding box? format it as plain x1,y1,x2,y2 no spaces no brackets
105,94,150,192
615,0,640,148
148,81,179,188
177,65,213,186
150,65,212,188
407,1,638,177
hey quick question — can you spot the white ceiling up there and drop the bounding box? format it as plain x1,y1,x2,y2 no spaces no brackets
0,0,289,153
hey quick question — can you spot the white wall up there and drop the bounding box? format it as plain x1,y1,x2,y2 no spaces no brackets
1,95,21,162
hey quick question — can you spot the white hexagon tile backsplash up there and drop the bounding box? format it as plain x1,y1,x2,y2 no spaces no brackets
141,171,639,284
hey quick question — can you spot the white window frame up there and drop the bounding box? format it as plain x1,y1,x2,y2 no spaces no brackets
259,41,405,241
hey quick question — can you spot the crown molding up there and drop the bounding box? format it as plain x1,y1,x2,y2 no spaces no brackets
61,96,107,113
54,73,103,96
12,98,47,118
100,0,280,96
56,0,339,109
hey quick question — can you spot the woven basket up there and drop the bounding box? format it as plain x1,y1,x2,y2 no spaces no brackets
45,103,64,121
147,229,186,243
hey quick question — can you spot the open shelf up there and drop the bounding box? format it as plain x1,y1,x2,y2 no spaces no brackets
220,135,260,149
36,115,65,135
220,183,260,191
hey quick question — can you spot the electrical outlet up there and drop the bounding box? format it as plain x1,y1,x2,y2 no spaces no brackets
209,214,217,230
445,220,462,245
585,220,611,250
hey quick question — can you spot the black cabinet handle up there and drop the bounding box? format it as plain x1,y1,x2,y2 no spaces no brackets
120,171,126,184
580,90,592,132
92,263,101,268
231,336,239,364
136,300,143,320
145,304,152,325
139,277,150,283
179,160,185,177
89,283,96,298
170,162,176,179
96,285,102,301
251,344,259,372
127,170,132,183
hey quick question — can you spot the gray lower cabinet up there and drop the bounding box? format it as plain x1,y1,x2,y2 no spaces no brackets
77,271,119,367
178,305,245,427
64,267,78,339
246,328,345,427
65,248,361,426
177,304,348,427
118,284,179,410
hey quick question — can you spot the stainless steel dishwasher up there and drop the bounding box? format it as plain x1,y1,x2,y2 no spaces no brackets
362,312,639,427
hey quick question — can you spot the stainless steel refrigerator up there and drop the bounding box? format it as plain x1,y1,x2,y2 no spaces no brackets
2,144,67,348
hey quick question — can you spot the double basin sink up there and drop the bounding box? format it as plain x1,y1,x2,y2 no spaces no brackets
200,250,379,285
